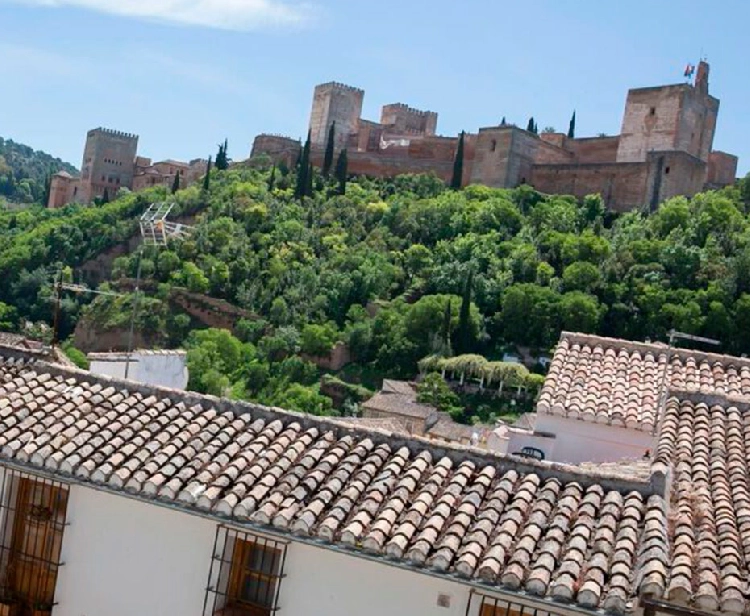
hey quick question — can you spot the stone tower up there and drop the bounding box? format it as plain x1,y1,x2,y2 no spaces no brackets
616,61,718,163
309,82,364,149
380,104,438,136
79,128,139,202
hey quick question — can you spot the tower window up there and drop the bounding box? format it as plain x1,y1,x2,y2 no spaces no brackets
649,107,656,115
665,167,671,175
490,139,497,152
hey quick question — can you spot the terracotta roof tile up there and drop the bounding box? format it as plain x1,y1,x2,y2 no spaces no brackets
538,332,750,432
0,349,666,613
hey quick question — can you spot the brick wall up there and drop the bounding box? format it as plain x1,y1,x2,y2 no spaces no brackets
565,136,620,164
707,151,738,187
531,162,650,212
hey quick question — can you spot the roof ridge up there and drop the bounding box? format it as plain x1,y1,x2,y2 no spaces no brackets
561,331,750,369
0,348,659,495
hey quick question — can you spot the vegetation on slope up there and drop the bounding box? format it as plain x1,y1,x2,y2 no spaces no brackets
0,137,77,204
3,159,750,421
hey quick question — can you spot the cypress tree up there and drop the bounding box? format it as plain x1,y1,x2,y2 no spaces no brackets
455,268,474,355
102,188,110,204
442,299,453,355
268,165,276,191
295,131,312,200
335,148,348,195
322,121,336,177
171,171,181,194
42,174,51,207
203,156,212,192
568,111,576,139
306,161,314,198
527,117,535,132
216,139,229,171
450,131,465,190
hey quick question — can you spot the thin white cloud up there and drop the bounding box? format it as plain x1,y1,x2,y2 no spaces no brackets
4,0,315,30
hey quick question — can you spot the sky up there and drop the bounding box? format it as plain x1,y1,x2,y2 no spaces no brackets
0,0,748,174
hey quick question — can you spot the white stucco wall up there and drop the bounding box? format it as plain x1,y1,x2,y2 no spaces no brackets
534,415,655,464
51,482,567,616
89,351,189,390
281,541,479,616
54,484,215,616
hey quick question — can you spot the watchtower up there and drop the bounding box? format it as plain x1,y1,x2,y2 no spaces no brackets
309,82,364,149
80,127,139,202
616,61,718,163
380,103,438,136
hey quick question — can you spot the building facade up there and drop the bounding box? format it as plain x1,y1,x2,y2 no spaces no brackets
2,329,750,616
48,128,207,208
252,62,738,211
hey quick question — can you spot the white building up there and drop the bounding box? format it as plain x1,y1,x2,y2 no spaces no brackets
87,349,189,390
0,339,742,616
494,332,750,465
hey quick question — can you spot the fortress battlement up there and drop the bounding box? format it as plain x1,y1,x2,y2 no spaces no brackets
382,103,436,117
315,81,364,95
255,133,300,142
89,127,139,140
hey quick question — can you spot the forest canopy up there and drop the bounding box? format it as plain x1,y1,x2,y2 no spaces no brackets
3,160,750,421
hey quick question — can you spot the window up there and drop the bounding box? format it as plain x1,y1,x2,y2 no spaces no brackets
467,592,557,616
665,166,670,175
0,467,69,613
649,107,656,115
490,139,497,152
203,527,288,616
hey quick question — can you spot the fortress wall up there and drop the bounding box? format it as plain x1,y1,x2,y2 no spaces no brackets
565,136,620,164
707,151,738,186
531,162,650,212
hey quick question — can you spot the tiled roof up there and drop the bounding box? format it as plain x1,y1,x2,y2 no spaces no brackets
361,390,436,419
381,379,418,396
537,332,750,432
655,391,750,615
0,349,667,614
88,349,187,361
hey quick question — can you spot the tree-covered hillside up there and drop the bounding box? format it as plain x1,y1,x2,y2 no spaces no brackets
0,136,77,204
2,160,750,421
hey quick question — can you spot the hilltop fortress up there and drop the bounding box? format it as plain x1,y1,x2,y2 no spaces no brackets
48,128,207,208
252,61,738,211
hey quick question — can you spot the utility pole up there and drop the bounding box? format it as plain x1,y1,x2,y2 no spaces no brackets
652,329,720,439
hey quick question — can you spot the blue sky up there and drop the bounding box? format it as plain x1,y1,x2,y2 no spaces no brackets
1,0,748,174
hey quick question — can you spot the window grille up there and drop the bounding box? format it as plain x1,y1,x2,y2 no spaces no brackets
0,466,70,612
203,526,288,616
466,591,559,616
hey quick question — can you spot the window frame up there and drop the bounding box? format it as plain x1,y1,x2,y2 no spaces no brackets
203,526,289,616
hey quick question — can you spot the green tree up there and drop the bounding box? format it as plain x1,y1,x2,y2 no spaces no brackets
203,156,212,192
567,111,576,138
267,165,276,192
300,322,338,357
450,131,465,190
102,188,110,204
322,121,336,177
455,268,474,354
559,291,601,333
334,148,348,195
215,139,229,171
416,372,462,417
562,261,601,293
295,131,312,199
171,171,181,194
